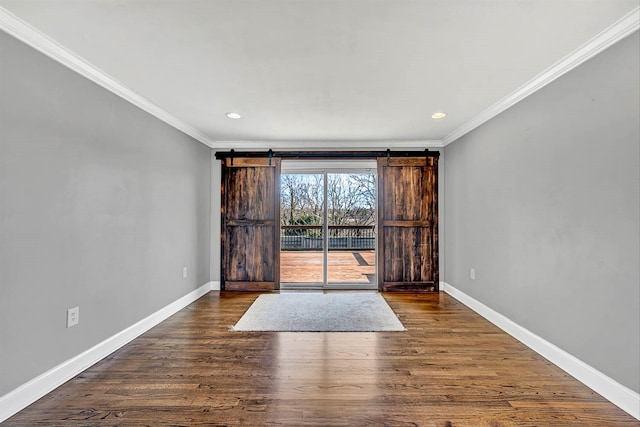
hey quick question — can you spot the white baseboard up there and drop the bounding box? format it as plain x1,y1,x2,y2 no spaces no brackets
211,280,220,290
0,281,214,423
442,282,640,420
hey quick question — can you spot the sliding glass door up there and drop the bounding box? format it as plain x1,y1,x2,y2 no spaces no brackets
279,163,377,289
326,173,376,286
280,173,325,285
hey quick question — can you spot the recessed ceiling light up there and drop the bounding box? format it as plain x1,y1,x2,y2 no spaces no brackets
226,112,242,119
431,112,447,119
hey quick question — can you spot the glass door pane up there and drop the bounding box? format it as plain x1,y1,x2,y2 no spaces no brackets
327,173,377,288
279,174,325,285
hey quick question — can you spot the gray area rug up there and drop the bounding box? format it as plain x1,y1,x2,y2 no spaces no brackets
231,292,406,332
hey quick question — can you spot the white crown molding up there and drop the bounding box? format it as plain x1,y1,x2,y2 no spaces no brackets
213,139,444,151
442,6,640,146
0,7,216,148
0,282,215,423
442,282,640,420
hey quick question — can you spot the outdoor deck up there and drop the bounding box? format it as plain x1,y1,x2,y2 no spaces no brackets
280,250,375,284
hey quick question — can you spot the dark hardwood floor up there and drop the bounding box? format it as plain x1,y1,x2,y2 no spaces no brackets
4,292,637,426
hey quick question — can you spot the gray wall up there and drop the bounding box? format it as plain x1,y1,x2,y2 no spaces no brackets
0,32,211,395
210,152,221,282
444,32,639,392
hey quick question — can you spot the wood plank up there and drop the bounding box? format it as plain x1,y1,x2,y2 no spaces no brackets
383,157,427,166
382,220,433,227
224,157,275,167
382,281,438,292
382,226,433,283
226,220,275,227
225,226,276,283
5,292,636,426
280,251,376,284
225,166,276,220
224,281,276,291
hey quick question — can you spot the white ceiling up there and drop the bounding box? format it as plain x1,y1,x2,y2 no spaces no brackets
1,0,638,149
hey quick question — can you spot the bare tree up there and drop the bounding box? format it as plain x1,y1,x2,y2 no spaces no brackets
281,173,375,227
280,174,323,227
350,174,376,212
280,174,300,226
328,174,376,226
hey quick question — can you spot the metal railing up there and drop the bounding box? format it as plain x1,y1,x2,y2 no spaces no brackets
280,225,375,251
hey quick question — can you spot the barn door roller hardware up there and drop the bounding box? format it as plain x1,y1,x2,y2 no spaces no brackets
215,149,438,160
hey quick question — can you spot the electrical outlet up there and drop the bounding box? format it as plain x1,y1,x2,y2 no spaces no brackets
67,307,79,328
470,268,476,281
183,267,188,279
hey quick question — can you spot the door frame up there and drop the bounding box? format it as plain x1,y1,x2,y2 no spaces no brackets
215,150,440,292
279,162,378,290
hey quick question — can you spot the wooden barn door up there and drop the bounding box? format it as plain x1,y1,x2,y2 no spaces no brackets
377,155,439,292
221,157,281,291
